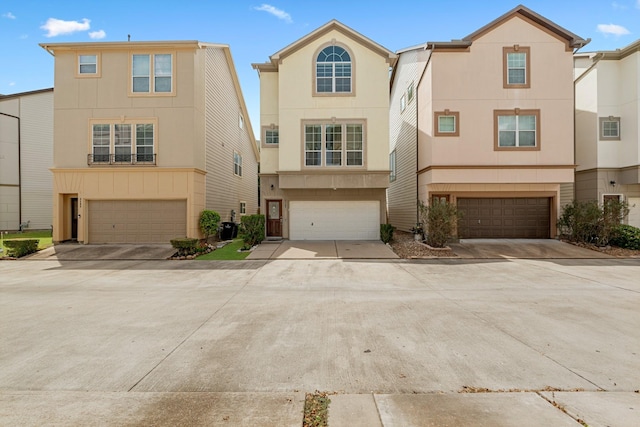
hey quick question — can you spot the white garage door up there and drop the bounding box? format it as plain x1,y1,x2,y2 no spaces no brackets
289,201,380,240
628,198,640,228
89,200,186,244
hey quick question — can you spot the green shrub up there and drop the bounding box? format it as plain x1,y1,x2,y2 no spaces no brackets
199,210,221,241
170,237,200,256
380,223,395,244
419,200,460,248
558,199,630,246
239,214,265,247
610,224,640,250
4,239,39,258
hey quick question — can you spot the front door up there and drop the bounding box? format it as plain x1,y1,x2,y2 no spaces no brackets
266,200,282,237
71,197,78,240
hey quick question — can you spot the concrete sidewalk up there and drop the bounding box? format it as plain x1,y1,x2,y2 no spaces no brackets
247,240,399,259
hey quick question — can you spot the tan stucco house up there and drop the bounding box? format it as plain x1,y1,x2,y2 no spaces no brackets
252,20,397,240
388,5,588,238
575,39,640,228
40,41,259,244
0,88,53,231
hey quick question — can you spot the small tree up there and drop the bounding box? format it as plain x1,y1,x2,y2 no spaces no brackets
199,210,221,241
239,214,265,247
380,223,395,244
557,199,629,246
419,200,460,248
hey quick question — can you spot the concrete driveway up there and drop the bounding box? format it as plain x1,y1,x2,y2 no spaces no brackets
248,240,399,259
26,243,176,261
450,239,615,259
1,257,638,426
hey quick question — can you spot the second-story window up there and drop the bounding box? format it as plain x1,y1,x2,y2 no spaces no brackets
304,121,364,167
79,54,98,75
89,120,156,165
234,152,243,176
132,54,173,94
316,45,352,94
503,46,530,88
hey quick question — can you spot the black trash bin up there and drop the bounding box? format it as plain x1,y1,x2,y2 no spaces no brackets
220,222,238,240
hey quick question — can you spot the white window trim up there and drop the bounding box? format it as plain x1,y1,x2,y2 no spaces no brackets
400,94,406,112
494,109,540,151
302,120,366,168
389,150,396,182
130,52,175,96
76,53,100,78
313,43,355,97
240,201,247,215
234,152,243,177
88,118,158,165
503,46,530,89
407,82,414,103
599,116,621,141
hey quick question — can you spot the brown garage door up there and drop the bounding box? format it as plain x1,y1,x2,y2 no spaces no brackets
457,198,550,238
88,200,186,243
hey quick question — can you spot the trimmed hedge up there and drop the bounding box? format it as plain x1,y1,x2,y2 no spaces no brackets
170,237,200,256
3,239,39,258
380,224,395,244
199,210,221,240
239,214,265,247
610,224,640,250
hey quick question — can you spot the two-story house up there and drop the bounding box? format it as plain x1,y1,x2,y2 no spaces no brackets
0,88,53,231
252,21,396,240
574,39,640,228
40,41,259,244
389,5,588,238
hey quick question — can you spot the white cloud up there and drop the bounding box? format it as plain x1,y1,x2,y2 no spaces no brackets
41,17,90,37
637,0,640,8
89,30,106,39
612,1,627,10
9,82,15,87
597,23,631,36
2,12,16,19
254,4,292,23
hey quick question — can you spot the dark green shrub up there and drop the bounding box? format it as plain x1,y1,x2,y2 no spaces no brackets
239,214,265,247
170,237,199,256
199,210,221,241
4,239,39,258
419,200,460,248
610,224,640,250
380,223,395,244
558,199,629,246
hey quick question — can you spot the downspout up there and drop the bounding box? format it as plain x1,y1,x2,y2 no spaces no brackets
0,111,21,228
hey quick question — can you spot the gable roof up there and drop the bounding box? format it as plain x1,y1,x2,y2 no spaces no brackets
252,19,397,72
423,4,589,52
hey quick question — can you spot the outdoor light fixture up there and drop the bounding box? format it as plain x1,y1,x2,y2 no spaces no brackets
610,180,616,187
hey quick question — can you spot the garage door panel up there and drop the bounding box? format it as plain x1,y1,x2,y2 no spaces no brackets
458,197,550,239
89,200,186,244
290,201,379,240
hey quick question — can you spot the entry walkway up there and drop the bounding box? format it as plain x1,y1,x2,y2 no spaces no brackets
247,240,399,259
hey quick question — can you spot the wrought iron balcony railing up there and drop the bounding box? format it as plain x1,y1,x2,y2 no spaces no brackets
87,154,156,165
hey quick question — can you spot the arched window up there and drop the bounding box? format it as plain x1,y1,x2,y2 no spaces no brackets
316,45,352,93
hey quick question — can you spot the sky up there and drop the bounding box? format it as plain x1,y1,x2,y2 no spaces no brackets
2,0,640,137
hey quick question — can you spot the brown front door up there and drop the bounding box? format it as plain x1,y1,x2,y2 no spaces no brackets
71,197,78,240
266,200,282,237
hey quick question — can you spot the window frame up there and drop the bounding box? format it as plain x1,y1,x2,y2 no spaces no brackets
400,94,406,112
302,119,366,169
407,82,415,103
312,42,355,97
434,111,460,137
129,52,175,96
261,126,279,148
234,151,243,177
599,116,621,141
389,150,396,182
503,46,530,89
76,53,100,78
239,201,247,215
87,118,158,165
494,109,541,151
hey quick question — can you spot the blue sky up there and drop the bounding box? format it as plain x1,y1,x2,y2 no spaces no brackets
2,0,640,137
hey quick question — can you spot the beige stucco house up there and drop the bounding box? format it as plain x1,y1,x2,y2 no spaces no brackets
575,39,640,228
388,5,588,238
252,20,397,240
40,41,259,244
0,88,53,231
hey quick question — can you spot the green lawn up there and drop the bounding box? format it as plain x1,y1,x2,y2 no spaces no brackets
1,230,53,254
196,239,250,260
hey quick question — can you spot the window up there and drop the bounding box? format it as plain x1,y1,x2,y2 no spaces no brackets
78,54,98,75
239,114,244,129
264,128,279,146
234,152,243,176
400,94,406,112
304,121,364,167
434,111,460,137
407,82,414,103
315,45,352,94
88,120,156,165
599,117,620,140
132,53,173,94
432,194,450,204
389,150,396,182
494,109,540,150
503,46,530,88
240,202,246,215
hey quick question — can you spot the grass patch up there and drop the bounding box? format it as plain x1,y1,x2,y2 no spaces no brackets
303,392,331,427
196,239,250,260
1,230,53,254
